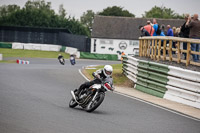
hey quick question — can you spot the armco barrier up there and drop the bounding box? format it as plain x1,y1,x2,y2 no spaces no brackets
80,52,118,61
12,42,24,49
12,42,62,52
122,55,200,109
0,42,12,48
0,54,2,61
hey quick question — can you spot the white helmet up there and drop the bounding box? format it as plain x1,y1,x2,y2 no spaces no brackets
103,65,113,77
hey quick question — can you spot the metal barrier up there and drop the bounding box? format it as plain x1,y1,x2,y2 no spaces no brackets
139,36,200,66
122,55,200,109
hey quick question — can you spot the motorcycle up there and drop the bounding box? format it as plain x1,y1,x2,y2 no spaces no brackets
70,55,76,65
69,77,114,112
58,58,65,65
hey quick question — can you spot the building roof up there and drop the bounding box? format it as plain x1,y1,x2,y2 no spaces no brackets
91,15,185,40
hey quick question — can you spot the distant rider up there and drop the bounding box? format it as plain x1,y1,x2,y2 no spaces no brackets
58,54,65,65
75,65,114,95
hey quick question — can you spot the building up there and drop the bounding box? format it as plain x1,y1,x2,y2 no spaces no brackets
91,15,185,59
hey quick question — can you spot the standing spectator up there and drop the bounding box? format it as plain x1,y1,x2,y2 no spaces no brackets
186,14,200,62
139,25,151,37
175,28,181,37
160,25,166,36
180,14,190,59
167,25,174,36
144,21,154,36
160,25,166,54
153,18,159,36
172,27,177,36
121,51,125,62
167,25,175,54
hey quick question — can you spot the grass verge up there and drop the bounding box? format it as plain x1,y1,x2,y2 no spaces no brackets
0,48,69,58
83,64,134,87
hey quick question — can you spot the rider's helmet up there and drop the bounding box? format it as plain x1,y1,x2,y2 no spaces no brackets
103,65,113,78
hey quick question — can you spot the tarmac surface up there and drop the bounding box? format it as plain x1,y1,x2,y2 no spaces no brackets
0,58,199,133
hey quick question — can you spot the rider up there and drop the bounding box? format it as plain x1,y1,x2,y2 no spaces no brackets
75,65,113,95
58,54,64,60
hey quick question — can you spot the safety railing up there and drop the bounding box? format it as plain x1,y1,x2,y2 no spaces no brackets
122,55,200,109
139,36,200,66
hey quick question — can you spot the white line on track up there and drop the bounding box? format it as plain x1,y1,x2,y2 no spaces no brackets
78,68,200,122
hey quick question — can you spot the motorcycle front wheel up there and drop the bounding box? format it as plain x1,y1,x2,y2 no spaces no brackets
86,92,105,112
69,98,78,108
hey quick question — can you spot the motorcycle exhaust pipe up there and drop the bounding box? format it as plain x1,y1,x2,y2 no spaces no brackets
71,91,77,100
71,91,82,104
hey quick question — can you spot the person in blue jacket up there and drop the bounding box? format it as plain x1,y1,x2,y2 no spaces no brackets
167,25,175,54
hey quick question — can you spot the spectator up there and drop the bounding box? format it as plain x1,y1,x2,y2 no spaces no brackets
160,25,166,54
152,18,160,36
160,24,166,36
175,28,181,37
180,14,190,59
167,25,174,36
121,51,125,61
186,14,200,62
167,25,175,54
172,27,177,36
139,25,151,37
144,21,154,36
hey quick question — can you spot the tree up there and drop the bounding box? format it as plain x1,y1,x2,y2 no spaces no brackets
58,4,66,19
98,6,135,17
80,10,95,29
0,4,20,17
143,6,184,19
0,0,90,36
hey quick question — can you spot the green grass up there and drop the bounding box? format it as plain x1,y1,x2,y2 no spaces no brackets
0,48,70,58
84,64,133,87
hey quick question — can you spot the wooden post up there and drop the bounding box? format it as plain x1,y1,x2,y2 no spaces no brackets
157,40,161,61
144,40,147,57
177,41,181,63
151,39,154,59
154,40,157,60
169,40,172,61
139,39,142,57
142,40,145,56
186,42,191,66
163,40,166,61
147,40,151,57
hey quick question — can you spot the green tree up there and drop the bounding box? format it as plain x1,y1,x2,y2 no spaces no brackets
80,10,95,29
0,0,90,36
58,4,66,19
98,6,135,17
0,4,20,17
143,6,184,19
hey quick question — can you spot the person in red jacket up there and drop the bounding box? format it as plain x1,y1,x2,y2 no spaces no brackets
144,21,154,36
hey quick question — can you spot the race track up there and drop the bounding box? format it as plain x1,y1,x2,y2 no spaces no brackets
0,58,199,133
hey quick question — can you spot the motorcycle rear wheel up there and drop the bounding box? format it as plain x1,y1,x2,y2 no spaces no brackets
86,92,105,112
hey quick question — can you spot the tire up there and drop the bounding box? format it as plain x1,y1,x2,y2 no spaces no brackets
69,98,78,108
86,92,105,112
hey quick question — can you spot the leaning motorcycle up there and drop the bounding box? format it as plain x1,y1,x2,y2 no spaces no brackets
69,77,114,112
58,57,65,65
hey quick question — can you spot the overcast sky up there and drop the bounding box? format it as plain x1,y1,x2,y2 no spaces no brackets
1,0,200,19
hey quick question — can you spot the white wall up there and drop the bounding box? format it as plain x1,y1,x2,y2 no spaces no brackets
91,38,139,59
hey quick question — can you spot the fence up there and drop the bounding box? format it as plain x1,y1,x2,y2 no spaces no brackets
122,56,200,109
0,26,90,52
139,36,200,66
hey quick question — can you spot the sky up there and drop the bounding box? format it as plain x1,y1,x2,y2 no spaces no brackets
1,0,200,19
